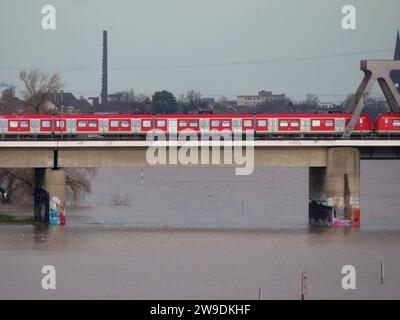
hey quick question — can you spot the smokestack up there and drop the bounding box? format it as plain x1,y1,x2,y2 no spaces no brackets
101,30,108,104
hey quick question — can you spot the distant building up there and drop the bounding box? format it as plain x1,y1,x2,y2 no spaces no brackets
0,82,15,96
107,93,123,103
49,92,91,114
0,87,24,114
50,91,78,107
237,90,286,107
319,102,337,109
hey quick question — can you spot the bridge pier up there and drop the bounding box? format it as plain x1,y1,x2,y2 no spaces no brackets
34,168,66,225
309,147,360,227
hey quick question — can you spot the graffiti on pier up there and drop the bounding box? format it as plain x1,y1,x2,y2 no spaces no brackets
49,196,65,225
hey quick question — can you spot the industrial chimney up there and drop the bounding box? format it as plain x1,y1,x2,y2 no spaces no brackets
101,30,108,104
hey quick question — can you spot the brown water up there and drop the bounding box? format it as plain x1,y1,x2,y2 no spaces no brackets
1,161,400,299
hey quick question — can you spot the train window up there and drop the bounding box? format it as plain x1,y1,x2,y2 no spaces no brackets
121,120,130,128
341,119,345,126
78,120,86,128
258,120,267,127
56,120,64,128
9,121,18,128
200,120,205,127
222,120,230,127
280,120,288,127
157,120,166,127
312,120,321,127
211,120,220,127
290,120,299,127
42,120,51,128
325,120,334,127
142,120,151,128
384,118,389,124
20,121,29,128
110,120,119,128
189,121,198,127
88,120,97,128
393,120,400,127
179,120,187,127
243,120,252,127
359,118,364,124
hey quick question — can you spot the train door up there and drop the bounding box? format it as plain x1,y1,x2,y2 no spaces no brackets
303,118,311,133
66,119,76,134
0,119,6,137
133,119,141,134
268,118,278,133
168,119,177,134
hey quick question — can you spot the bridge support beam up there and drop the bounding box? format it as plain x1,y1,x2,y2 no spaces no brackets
34,168,66,225
309,147,360,227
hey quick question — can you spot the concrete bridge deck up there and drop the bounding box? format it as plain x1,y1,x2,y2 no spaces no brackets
0,140,399,168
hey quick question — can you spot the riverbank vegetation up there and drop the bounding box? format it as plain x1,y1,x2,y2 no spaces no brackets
0,213,32,224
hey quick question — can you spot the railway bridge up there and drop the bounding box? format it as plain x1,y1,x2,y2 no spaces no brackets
1,140,400,227
1,58,400,227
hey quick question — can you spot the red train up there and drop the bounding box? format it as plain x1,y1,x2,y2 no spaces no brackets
0,113,398,138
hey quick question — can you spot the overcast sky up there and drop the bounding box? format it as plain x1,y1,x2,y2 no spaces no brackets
0,0,399,102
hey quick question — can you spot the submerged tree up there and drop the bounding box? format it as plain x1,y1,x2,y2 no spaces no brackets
65,168,97,201
0,168,97,204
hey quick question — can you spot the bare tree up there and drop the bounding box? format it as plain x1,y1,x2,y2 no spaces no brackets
19,70,64,114
186,90,201,104
303,93,320,107
0,169,33,203
0,168,97,204
65,168,97,201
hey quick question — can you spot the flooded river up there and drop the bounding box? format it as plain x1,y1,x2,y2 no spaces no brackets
1,161,400,299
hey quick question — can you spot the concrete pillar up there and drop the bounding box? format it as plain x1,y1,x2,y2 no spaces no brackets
309,147,360,227
34,168,66,225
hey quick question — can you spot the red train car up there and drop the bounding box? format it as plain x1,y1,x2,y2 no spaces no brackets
0,113,375,138
374,113,400,135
